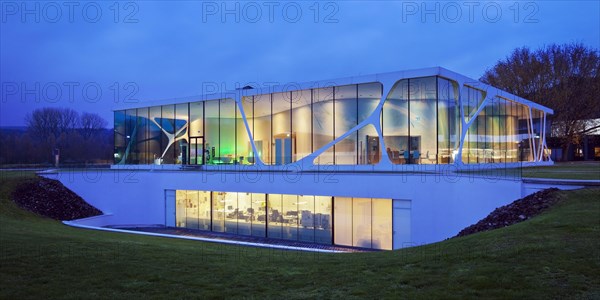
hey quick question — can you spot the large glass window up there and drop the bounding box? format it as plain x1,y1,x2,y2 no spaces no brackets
462,86,485,164
333,197,352,246
161,105,175,164
114,110,126,164
212,191,225,232
272,92,292,165
267,194,283,238
220,99,236,164
314,196,332,244
148,106,162,164
333,197,391,249
313,87,334,164
409,77,437,164
282,194,298,240
371,198,392,250
241,96,256,165
198,191,211,230
205,100,219,164
236,99,252,165
125,109,137,164
175,190,186,227
507,100,518,162
175,103,188,165
298,195,315,242
292,89,312,162
335,84,358,164
253,94,272,164
174,191,400,248
223,191,238,234
136,107,150,164
496,98,508,162
358,125,380,165
358,82,382,123
251,193,266,237
532,108,544,161
518,103,533,162
237,193,252,235
189,102,203,137
437,78,460,164
185,190,199,230
353,198,372,248
382,80,409,164
475,102,488,163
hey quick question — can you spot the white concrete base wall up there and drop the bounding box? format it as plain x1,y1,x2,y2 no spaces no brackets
44,169,526,249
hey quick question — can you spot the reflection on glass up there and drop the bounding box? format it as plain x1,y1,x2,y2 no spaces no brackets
175,190,186,228
353,198,372,248
358,125,380,165
205,100,219,164
382,80,409,164
212,191,225,232
251,193,266,237
175,103,188,165
292,89,312,162
315,196,332,244
198,191,211,230
253,93,272,164
298,195,315,242
240,97,255,164
335,84,357,164
272,92,292,165
282,194,298,240
371,198,392,250
223,191,238,234
114,110,126,164
334,197,352,246
174,191,395,248
237,192,252,235
267,194,283,238
313,87,334,164
149,106,162,164
125,109,137,164
409,77,437,165
185,190,199,230
161,105,175,164
236,99,252,165
220,99,236,164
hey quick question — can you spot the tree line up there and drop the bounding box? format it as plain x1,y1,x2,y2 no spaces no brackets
0,107,112,166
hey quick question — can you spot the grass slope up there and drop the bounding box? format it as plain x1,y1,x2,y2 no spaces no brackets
1,171,599,299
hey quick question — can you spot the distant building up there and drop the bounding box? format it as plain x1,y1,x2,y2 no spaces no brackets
549,118,600,161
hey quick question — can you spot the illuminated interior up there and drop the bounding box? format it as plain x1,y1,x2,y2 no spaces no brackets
114,75,550,166
175,190,393,250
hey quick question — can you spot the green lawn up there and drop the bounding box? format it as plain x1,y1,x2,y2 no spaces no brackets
458,161,600,180
1,171,599,299
521,161,600,180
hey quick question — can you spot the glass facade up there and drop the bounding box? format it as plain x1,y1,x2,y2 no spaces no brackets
114,76,549,166
333,197,392,250
174,190,392,249
382,77,462,165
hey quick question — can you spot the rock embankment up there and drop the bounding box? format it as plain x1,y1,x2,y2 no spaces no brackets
456,188,561,237
12,177,102,220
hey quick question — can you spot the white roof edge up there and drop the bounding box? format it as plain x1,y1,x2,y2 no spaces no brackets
113,66,553,114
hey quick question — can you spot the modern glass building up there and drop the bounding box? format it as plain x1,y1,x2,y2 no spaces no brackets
115,69,551,168
97,67,554,250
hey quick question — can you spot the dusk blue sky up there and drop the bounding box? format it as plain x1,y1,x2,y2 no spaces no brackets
1,1,599,127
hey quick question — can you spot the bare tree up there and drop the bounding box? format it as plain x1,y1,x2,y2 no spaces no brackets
481,43,600,161
80,112,108,140
25,107,80,141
